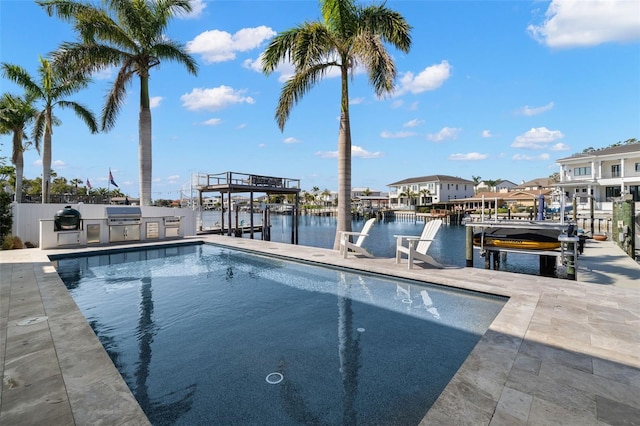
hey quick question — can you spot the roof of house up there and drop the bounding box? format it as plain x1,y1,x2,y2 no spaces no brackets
388,174,474,186
455,189,554,202
556,142,640,161
514,177,557,189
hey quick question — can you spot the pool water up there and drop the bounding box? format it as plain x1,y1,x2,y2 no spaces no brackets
54,244,506,425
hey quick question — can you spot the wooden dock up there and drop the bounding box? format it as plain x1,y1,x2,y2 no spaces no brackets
198,225,263,236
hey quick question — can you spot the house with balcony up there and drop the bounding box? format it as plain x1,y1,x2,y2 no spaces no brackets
555,142,640,209
388,175,475,209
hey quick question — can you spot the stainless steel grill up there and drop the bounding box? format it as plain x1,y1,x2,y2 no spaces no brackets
106,207,142,242
105,206,142,225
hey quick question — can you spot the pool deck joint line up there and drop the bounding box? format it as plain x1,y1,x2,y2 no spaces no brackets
1,236,639,425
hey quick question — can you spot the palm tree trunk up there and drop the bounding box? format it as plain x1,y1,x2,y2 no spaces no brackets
12,131,24,203
139,75,152,206
333,66,353,250
42,107,53,203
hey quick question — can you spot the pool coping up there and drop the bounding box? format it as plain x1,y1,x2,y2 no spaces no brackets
1,235,639,425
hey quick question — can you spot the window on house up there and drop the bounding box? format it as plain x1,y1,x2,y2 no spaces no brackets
630,185,640,201
635,163,640,172
605,186,621,199
611,164,620,178
574,167,591,176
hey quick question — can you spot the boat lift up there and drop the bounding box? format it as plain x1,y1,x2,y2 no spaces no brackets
192,171,301,243
465,195,580,279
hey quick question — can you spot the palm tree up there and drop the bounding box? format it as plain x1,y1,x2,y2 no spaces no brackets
472,175,481,195
419,188,430,205
39,0,199,206
1,57,98,203
70,177,83,194
321,188,332,207
0,92,38,202
400,187,417,210
262,0,412,249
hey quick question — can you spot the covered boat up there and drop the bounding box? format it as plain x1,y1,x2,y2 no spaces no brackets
473,227,563,250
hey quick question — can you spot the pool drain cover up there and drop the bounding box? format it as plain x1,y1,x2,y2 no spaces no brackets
265,372,283,384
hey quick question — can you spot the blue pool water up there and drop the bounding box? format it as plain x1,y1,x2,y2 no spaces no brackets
54,244,506,425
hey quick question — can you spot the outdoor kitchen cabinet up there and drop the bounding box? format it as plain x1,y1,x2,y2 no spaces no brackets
109,224,141,242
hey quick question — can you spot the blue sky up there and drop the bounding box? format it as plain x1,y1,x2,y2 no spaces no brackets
1,0,639,200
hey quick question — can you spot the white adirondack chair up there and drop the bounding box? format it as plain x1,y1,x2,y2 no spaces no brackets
339,218,376,259
395,219,443,269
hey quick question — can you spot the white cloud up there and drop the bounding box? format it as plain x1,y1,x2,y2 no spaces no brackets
550,142,570,151
512,153,551,161
396,60,451,96
315,145,382,159
403,119,424,128
350,97,365,105
449,152,489,161
167,175,180,183
187,26,276,63
380,130,415,139
149,96,163,109
528,0,640,48
427,127,461,142
181,86,255,111
408,102,419,111
203,118,222,126
519,101,554,116
283,137,300,144
511,127,564,149
258,143,266,148
391,100,403,109
482,130,493,138
34,159,66,168
180,0,206,19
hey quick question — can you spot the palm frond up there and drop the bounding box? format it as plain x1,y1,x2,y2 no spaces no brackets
52,42,129,76
58,100,98,133
275,63,334,130
101,61,135,131
322,0,358,36
1,63,43,98
358,5,412,53
353,32,396,96
262,27,303,74
152,41,198,75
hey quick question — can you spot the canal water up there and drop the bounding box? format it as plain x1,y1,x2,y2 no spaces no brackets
202,211,544,276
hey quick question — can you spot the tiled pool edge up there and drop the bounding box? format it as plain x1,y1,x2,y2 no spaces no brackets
1,248,150,425
2,236,639,425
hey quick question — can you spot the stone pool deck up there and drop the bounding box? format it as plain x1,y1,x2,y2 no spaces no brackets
1,236,639,425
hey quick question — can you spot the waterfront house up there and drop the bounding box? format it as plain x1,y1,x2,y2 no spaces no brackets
476,179,518,193
388,175,475,208
555,142,640,209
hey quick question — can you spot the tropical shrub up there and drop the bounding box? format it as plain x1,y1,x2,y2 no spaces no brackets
0,190,12,240
2,235,23,250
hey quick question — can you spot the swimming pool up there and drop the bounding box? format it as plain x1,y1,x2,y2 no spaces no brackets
53,244,506,425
